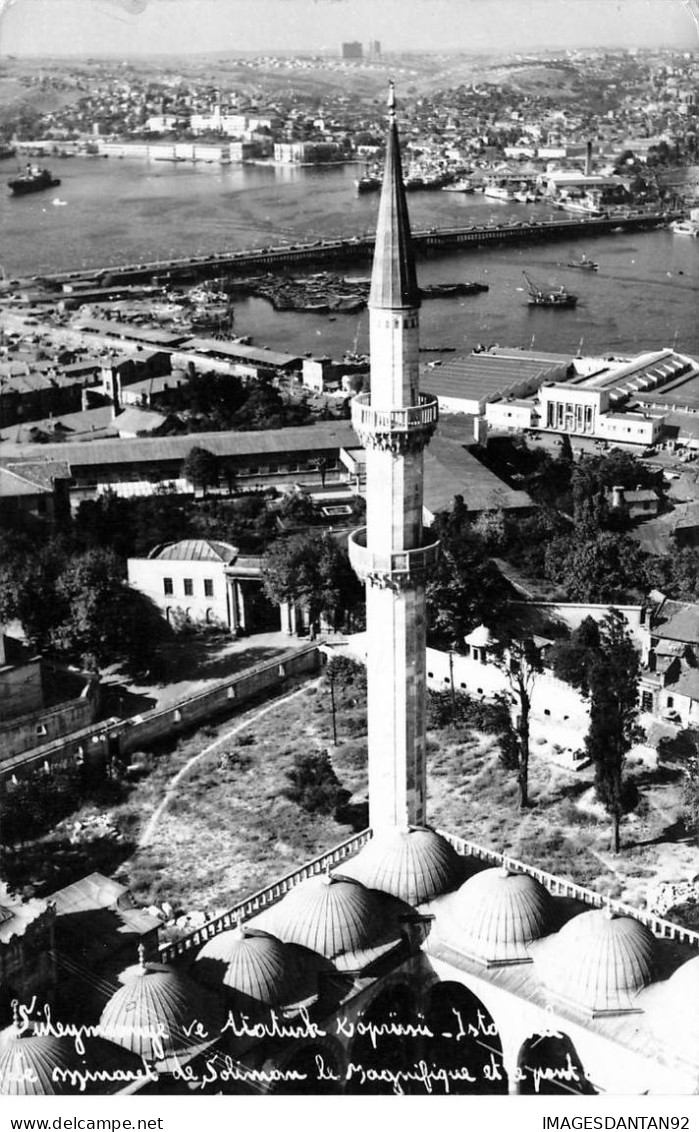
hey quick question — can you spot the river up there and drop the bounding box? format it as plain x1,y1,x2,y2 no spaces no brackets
2,155,698,360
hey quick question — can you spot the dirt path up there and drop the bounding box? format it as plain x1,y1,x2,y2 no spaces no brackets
139,679,321,848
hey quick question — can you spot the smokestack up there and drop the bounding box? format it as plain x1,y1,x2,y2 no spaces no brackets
585,140,593,177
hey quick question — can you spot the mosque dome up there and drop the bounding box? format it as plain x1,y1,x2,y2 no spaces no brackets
195,924,300,1005
0,1021,137,1096
337,827,462,905
0,1027,83,1096
99,953,224,1063
536,907,655,1014
645,955,699,1047
265,873,387,959
447,866,552,964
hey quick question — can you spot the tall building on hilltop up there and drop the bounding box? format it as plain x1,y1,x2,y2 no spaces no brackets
348,82,440,831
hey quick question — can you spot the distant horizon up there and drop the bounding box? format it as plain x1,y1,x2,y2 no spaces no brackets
0,0,696,58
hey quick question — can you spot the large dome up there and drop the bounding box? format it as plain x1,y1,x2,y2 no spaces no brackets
99,957,224,1063
337,827,462,905
536,908,655,1014
195,925,300,1005
264,873,387,959
447,866,552,964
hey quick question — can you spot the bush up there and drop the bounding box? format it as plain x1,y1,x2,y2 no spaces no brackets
283,750,350,816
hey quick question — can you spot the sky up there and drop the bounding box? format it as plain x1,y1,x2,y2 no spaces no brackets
0,0,697,57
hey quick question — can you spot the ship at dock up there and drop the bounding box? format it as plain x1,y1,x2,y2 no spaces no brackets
523,270,578,309
8,164,61,196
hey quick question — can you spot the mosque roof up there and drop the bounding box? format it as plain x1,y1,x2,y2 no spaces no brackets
195,925,301,1005
464,624,495,648
261,874,388,960
643,955,699,1051
149,539,238,563
99,955,224,1064
369,82,420,312
445,866,553,964
536,908,656,1015
336,827,462,906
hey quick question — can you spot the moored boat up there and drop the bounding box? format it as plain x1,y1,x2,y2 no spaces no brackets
8,164,61,196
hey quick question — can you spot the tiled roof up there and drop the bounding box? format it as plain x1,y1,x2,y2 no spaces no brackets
151,540,238,563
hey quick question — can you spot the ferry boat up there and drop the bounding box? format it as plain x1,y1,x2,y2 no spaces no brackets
8,164,61,196
523,270,578,309
354,172,382,194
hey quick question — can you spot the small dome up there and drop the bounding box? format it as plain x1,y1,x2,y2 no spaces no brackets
0,1028,82,1096
266,874,386,959
448,866,552,964
99,958,223,1063
537,908,655,1014
645,956,699,1047
338,827,462,905
464,624,494,648
0,1024,136,1096
195,925,298,1005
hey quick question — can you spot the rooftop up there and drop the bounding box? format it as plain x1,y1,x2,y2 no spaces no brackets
422,351,568,404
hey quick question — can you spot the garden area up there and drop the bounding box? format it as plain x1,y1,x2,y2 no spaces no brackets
2,656,696,933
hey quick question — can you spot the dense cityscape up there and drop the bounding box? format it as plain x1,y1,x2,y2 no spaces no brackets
2,18,699,1102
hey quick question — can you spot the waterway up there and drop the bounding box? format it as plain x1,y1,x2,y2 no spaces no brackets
2,155,698,359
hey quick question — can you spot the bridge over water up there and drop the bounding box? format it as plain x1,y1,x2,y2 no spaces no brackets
37,211,675,290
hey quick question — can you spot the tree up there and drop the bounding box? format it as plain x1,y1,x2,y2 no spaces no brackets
51,549,168,672
263,532,363,634
490,634,543,809
425,499,512,650
550,616,601,695
544,532,650,603
0,540,68,651
585,610,643,853
283,749,350,815
181,446,219,495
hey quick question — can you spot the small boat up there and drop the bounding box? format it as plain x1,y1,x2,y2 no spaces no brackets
52,197,67,206
523,270,578,309
567,253,598,271
441,177,474,193
670,219,699,237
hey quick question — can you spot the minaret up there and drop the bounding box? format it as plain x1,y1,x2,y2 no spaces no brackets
348,81,439,832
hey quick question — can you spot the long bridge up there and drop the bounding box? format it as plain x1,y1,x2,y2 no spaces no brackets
32,210,675,290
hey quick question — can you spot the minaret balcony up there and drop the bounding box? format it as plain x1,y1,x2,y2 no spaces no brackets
348,527,440,590
351,392,438,454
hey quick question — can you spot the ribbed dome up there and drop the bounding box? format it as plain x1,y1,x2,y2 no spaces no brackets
99,959,223,1063
195,925,298,1005
646,956,699,1046
338,827,462,905
0,1026,134,1096
448,866,552,964
266,874,385,959
537,908,656,1014
0,1029,82,1096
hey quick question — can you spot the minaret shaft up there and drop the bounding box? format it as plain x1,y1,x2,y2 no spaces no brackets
348,82,439,834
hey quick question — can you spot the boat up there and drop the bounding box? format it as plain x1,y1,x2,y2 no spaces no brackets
484,182,513,201
442,177,474,193
522,270,578,309
670,219,699,237
354,173,381,194
567,252,598,271
8,164,61,196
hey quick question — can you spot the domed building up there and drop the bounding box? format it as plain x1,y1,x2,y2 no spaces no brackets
534,907,656,1016
337,826,462,906
258,873,398,967
439,865,553,965
194,923,305,1006
99,949,224,1067
642,955,699,1054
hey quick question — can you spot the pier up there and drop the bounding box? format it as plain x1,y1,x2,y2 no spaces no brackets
27,211,675,291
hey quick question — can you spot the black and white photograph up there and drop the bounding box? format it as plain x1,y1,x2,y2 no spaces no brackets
1,0,699,1110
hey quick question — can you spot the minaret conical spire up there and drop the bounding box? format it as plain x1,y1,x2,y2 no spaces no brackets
369,80,421,311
